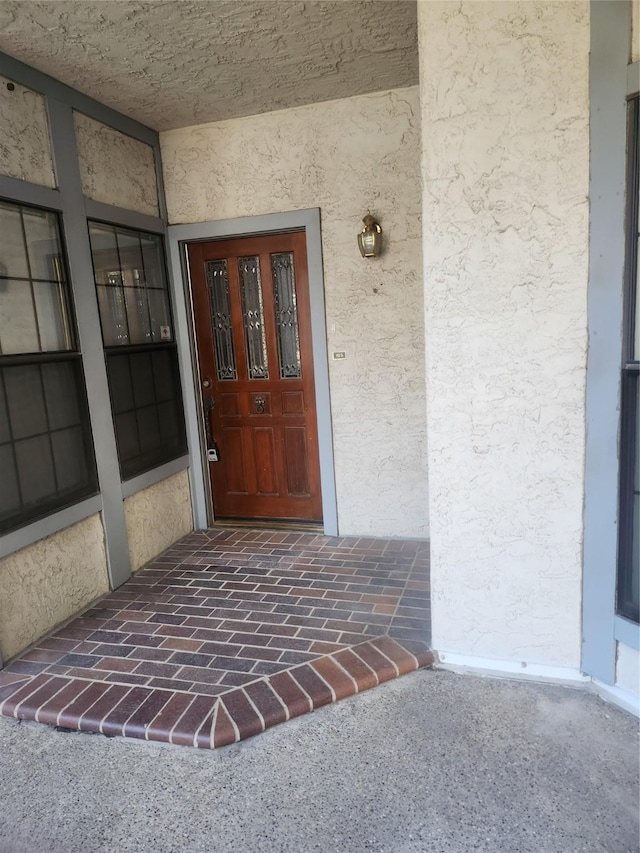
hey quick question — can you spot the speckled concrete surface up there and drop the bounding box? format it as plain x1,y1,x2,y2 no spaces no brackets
0,670,637,853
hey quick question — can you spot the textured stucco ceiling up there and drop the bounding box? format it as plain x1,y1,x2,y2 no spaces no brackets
0,0,418,131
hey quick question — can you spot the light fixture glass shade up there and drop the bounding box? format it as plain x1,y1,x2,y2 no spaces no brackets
358,214,382,258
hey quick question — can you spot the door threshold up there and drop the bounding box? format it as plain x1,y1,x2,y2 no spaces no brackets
211,518,324,533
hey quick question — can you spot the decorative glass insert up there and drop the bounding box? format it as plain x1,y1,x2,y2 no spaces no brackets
238,256,269,379
206,260,237,381
88,223,171,347
0,202,73,355
271,252,301,379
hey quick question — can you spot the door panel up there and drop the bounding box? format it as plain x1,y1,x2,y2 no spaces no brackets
187,231,322,523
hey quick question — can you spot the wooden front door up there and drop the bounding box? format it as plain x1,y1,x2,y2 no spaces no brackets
187,231,323,524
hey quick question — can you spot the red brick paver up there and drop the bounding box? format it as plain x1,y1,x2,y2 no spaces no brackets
0,528,432,748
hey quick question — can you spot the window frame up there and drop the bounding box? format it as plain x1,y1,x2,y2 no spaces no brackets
0,198,99,534
87,219,188,482
616,94,640,625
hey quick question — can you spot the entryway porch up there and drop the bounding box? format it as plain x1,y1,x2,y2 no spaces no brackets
0,527,432,748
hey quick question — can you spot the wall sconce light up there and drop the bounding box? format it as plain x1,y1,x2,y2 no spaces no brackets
357,213,383,258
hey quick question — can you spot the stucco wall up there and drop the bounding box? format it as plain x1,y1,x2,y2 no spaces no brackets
615,642,639,696
0,514,109,661
632,0,639,62
73,111,159,216
0,75,55,187
161,87,428,538
419,1,590,669
124,469,193,572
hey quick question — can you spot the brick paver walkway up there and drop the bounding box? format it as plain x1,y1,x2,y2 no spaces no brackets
0,528,432,748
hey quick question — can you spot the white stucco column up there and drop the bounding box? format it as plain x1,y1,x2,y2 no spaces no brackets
418,1,591,674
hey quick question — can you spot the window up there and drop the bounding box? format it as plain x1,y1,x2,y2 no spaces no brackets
617,96,640,624
88,222,187,480
0,201,98,533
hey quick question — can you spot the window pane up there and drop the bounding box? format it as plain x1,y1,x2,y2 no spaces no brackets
158,400,180,444
137,405,162,454
147,289,171,342
116,230,150,347
0,445,21,521
4,364,47,440
96,282,129,346
130,351,155,408
42,361,81,430
115,411,140,462
635,232,639,360
33,281,71,351
107,348,187,479
88,223,119,285
89,223,171,347
0,360,98,533
22,207,65,282
140,233,165,289
52,426,89,492
152,349,175,402
0,203,28,279
0,378,10,444
0,280,40,354
14,434,56,506
108,354,134,414
0,203,72,354
124,272,152,344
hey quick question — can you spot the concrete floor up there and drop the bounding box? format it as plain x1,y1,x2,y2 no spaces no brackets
0,670,637,853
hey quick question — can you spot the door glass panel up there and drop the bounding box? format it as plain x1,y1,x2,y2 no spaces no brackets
238,256,269,380
271,252,302,379
206,260,237,381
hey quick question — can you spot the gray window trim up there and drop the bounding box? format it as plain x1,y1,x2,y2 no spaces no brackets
121,455,190,500
167,208,338,536
0,496,103,560
581,1,630,685
614,614,640,650
84,199,165,234
0,175,62,210
47,96,132,589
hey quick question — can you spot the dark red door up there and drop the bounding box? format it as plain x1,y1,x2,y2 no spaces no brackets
187,231,322,523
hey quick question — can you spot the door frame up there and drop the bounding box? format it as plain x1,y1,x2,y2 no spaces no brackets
167,208,338,535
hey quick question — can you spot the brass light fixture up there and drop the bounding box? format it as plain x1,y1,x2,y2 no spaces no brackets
357,213,383,258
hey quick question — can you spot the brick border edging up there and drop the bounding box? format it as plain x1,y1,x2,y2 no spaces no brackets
0,636,435,750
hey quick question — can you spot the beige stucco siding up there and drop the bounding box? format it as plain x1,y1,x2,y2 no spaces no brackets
0,75,55,187
161,86,428,539
0,514,109,661
419,1,590,669
124,469,193,572
74,111,159,216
